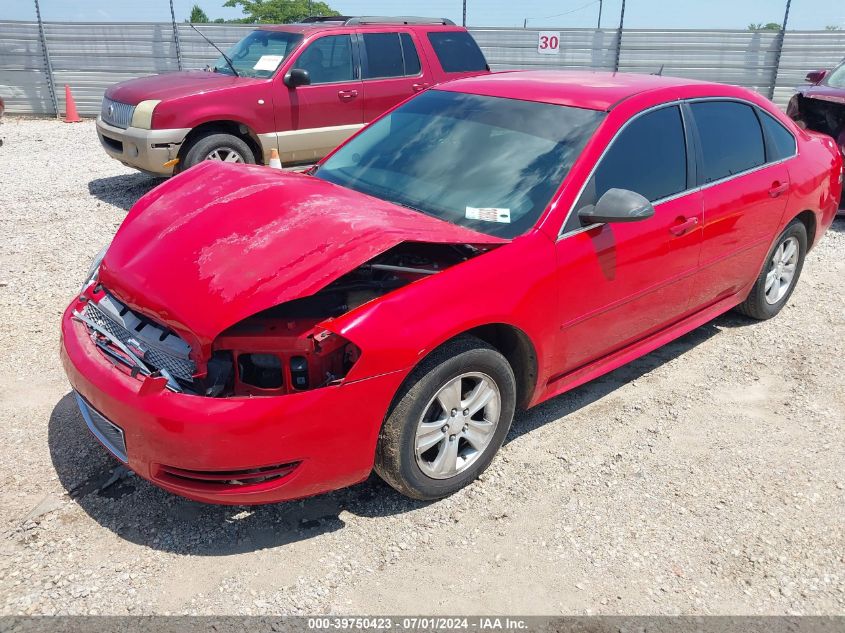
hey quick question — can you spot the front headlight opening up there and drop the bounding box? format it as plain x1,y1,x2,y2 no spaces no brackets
130,100,161,130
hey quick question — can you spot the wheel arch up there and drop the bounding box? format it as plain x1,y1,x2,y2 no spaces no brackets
179,120,264,165
794,209,817,250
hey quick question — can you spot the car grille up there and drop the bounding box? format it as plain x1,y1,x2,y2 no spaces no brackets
100,97,135,129
74,392,128,463
82,294,196,382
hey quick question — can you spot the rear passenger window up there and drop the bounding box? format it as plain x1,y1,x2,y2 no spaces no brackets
690,101,765,182
758,109,797,161
362,33,404,79
400,33,421,75
427,31,487,73
362,33,421,78
569,106,687,229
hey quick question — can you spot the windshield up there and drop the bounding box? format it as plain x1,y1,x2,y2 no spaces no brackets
315,90,604,238
827,61,845,89
214,30,302,78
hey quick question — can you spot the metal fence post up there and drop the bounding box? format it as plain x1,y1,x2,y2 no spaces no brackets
170,0,183,71
462,1,467,27
34,0,59,117
768,0,792,100
613,0,626,72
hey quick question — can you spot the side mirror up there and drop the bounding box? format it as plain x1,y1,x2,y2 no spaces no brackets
284,68,311,88
578,188,654,225
805,69,827,85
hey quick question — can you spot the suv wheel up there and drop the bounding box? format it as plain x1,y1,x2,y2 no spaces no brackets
180,132,255,171
375,336,516,500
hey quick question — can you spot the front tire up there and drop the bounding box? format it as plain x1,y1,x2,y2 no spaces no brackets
375,336,516,500
735,219,807,320
180,131,255,172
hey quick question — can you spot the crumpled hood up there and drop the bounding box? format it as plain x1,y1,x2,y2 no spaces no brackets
105,71,263,105
99,162,505,355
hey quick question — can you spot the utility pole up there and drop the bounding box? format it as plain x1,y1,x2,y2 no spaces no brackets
769,0,792,99
169,0,183,70
613,0,625,72
462,0,467,27
597,0,603,29
33,0,59,118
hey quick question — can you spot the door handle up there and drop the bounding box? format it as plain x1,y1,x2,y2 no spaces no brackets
412,83,430,92
669,216,699,236
337,89,359,100
768,181,789,197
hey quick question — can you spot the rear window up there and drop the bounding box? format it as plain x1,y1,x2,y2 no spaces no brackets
758,109,797,161
427,31,487,73
690,101,765,183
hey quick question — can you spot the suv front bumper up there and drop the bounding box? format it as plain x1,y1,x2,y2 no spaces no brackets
96,117,190,176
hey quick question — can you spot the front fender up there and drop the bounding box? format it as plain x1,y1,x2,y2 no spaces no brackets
325,232,558,390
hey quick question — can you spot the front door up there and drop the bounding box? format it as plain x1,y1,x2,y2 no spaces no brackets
275,34,364,164
553,104,703,374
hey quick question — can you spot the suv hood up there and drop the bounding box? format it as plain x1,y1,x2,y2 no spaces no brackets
99,162,505,355
105,71,263,105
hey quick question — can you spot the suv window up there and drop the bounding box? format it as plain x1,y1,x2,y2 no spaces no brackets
426,31,487,73
758,109,796,161
296,35,354,84
568,105,687,231
400,33,421,75
690,101,765,183
362,32,421,79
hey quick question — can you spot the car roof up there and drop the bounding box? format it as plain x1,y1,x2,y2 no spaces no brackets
437,70,720,111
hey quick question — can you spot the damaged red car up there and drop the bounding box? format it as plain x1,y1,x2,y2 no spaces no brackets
61,71,842,505
787,59,845,211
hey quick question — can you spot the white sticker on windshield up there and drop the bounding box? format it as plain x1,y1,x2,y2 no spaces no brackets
466,207,511,223
253,55,284,71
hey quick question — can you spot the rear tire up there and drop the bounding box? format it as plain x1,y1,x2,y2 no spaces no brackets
375,336,516,500
735,219,807,320
180,131,255,172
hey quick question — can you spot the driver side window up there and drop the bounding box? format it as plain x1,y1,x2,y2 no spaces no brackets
565,105,688,233
295,35,354,85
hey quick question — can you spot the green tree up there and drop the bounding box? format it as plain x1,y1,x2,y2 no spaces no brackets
824,25,841,30
222,0,341,23
188,4,210,22
748,22,781,31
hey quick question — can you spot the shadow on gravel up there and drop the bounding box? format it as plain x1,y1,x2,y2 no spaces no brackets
49,315,734,555
88,173,162,211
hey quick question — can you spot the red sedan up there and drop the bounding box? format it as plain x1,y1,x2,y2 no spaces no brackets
61,71,842,504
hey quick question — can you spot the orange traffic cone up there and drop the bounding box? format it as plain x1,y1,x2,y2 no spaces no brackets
269,148,282,169
63,85,81,123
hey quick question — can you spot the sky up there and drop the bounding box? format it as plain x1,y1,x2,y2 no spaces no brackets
3,0,845,30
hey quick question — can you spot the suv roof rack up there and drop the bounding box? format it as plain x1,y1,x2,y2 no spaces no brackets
299,15,456,26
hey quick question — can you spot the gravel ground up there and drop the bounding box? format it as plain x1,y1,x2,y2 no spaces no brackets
0,116,843,616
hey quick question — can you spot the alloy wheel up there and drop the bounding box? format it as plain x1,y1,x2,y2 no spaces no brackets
414,372,501,480
764,235,799,304
205,147,244,163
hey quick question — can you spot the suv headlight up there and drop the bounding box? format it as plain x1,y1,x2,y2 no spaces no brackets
130,100,161,130
81,245,108,292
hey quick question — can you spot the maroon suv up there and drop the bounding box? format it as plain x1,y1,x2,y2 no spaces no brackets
95,16,490,176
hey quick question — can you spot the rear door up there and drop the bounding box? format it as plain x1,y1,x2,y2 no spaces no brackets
553,104,703,372
275,33,364,163
358,31,432,122
686,100,794,309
